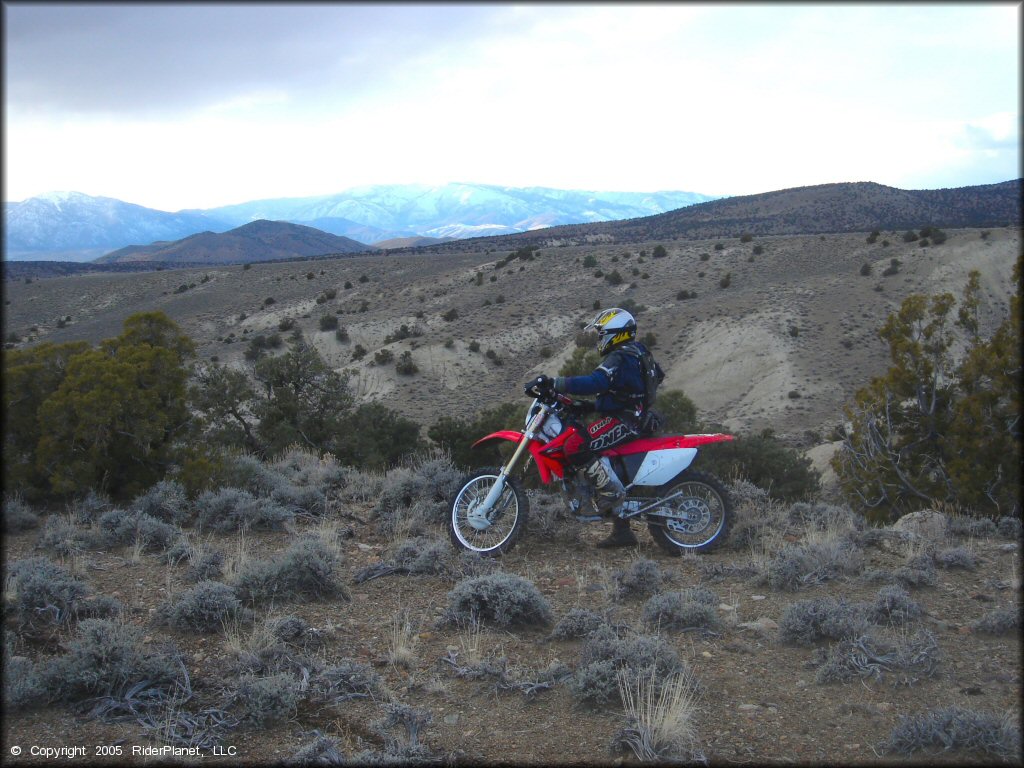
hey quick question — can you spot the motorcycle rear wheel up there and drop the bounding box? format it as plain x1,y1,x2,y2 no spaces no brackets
448,467,529,556
643,470,731,555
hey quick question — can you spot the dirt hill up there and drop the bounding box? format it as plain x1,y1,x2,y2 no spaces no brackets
95,220,372,264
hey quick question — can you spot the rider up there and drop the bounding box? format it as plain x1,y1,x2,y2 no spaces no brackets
530,307,664,548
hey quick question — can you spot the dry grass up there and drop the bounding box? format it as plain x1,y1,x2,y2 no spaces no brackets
389,611,419,670
615,664,702,761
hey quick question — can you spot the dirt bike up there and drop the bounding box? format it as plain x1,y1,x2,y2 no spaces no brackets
447,381,734,556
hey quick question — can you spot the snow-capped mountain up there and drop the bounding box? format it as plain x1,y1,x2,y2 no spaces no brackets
4,183,719,261
202,183,717,239
4,192,230,261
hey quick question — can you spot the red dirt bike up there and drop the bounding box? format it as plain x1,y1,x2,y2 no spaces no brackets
447,381,734,556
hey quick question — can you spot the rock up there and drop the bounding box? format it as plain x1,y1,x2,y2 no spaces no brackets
738,703,762,712
719,603,737,611
891,510,947,543
738,617,778,633
444,714,459,725
701,651,713,659
1000,543,1018,553
750,595,767,601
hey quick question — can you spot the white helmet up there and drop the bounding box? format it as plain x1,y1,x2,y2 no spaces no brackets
586,307,636,356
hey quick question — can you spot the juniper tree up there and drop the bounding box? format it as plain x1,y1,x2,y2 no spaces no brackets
833,259,1021,517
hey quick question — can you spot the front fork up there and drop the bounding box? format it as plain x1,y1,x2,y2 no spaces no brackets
467,414,542,528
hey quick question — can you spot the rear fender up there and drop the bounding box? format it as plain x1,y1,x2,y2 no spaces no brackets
606,433,734,456
609,434,733,487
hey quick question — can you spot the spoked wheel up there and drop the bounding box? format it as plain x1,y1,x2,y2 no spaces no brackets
448,467,529,556
644,470,731,555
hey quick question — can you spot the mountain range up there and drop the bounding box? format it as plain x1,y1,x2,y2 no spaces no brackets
3,183,717,261
425,179,1023,254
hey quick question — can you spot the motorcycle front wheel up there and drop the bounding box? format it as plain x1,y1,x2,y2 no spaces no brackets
643,470,731,555
448,467,529,556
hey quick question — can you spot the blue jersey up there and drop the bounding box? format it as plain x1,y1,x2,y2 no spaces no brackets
556,342,653,413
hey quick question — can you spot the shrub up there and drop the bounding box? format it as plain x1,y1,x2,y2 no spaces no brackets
571,625,687,706
335,327,349,342
870,584,922,626
901,230,919,243
71,490,112,524
131,483,191,528
134,514,182,553
196,488,294,532
947,515,997,538
319,314,339,331
442,308,459,321
390,537,450,575
40,618,180,701
970,608,1019,635
816,630,940,686
699,433,820,502
231,673,300,726
3,650,45,709
443,573,553,628
615,559,664,599
395,350,418,375
186,550,225,583
582,255,597,268
641,592,720,631
996,516,1022,540
605,270,624,286
549,608,608,640
758,539,863,590
315,659,383,703
779,597,871,645
35,515,101,556
652,245,667,258
374,453,464,534
7,556,90,625
233,535,343,604
740,234,752,243
881,706,1020,759
893,552,938,588
3,496,40,532
860,262,873,276
882,257,900,276
935,546,977,570
157,581,244,632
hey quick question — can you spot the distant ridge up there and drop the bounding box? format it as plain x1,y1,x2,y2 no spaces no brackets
95,220,372,264
420,179,1023,252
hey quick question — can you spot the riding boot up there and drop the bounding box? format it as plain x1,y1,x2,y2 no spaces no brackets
584,457,626,514
596,516,638,549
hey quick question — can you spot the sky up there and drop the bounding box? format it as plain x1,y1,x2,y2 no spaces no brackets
3,2,1020,212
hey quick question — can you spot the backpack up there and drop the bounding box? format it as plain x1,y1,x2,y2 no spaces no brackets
618,342,665,409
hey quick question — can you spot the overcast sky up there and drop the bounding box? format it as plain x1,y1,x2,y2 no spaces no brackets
3,2,1020,211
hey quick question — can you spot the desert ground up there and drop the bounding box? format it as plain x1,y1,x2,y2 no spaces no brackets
2,226,1021,765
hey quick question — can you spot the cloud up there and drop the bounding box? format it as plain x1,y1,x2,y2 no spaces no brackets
3,4,1019,208
3,4,500,117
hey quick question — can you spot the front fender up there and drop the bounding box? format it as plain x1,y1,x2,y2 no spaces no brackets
471,431,562,483
471,430,525,450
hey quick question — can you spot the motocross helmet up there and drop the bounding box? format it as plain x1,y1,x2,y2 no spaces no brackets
586,307,636,356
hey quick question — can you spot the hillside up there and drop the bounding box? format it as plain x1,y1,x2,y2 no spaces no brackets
95,220,372,264
420,180,1023,253
6,224,1019,445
